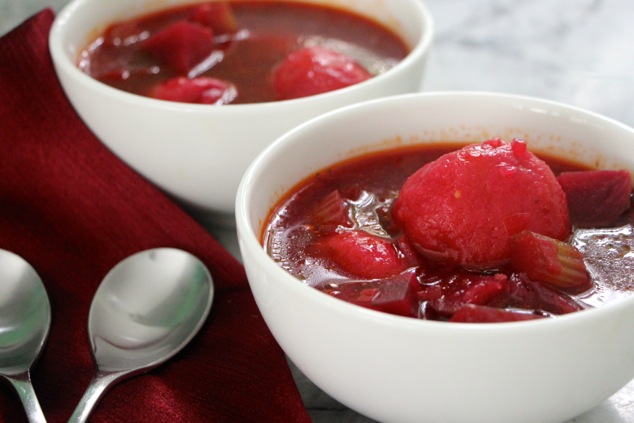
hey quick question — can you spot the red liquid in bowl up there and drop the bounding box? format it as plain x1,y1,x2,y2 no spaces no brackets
78,1,410,104
263,142,634,323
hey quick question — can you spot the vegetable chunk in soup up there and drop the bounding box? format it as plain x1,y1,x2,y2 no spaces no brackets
78,1,409,104
393,139,571,270
263,139,634,323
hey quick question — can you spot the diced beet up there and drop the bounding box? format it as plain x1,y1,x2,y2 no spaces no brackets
557,169,632,227
323,230,411,279
312,190,351,228
393,139,571,270
504,273,586,315
272,46,371,100
320,271,419,316
151,76,236,104
510,230,591,291
462,273,508,305
423,272,507,318
189,2,238,34
426,298,462,318
417,284,443,302
450,304,545,323
142,20,214,73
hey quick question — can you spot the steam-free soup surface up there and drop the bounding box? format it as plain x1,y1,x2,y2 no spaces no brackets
79,1,409,104
263,143,634,322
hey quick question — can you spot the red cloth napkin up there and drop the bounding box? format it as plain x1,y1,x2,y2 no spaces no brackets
0,10,310,423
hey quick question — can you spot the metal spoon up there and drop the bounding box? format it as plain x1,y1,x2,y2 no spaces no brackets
68,248,214,423
0,249,51,423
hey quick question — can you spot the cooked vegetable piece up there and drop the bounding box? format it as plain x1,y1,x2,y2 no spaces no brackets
393,139,571,270
557,169,632,227
450,304,545,323
320,271,419,316
272,46,371,100
504,273,586,314
189,2,238,34
421,273,507,318
312,190,351,227
417,284,443,302
323,230,411,279
142,20,214,73
462,273,508,305
510,230,591,290
151,76,236,104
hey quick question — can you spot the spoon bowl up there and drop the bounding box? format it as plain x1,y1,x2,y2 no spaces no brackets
0,248,51,423
69,248,214,422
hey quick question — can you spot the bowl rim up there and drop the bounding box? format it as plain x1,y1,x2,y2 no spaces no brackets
236,90,634,333
48,0,434,113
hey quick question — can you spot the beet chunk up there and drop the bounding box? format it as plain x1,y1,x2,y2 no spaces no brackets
323,230,411,279
450,304,545,323
189,2,238,34
393,139,571,270
143,20,214,73
557,169,631,227
320,271,419,317
421,272,507,319
503,273,586,315
151,76,236,104
462,273,508,305
311,190,352,228
272,46,371,100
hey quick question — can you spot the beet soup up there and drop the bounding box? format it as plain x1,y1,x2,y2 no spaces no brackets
78,1,410,104
263,140,634,323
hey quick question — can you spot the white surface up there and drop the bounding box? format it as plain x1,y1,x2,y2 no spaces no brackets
3,0,634,422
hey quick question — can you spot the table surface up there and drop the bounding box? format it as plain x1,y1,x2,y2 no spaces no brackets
3,0,634,421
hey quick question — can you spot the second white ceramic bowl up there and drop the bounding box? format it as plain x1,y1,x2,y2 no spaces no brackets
49,0,434,221
237,92,634,423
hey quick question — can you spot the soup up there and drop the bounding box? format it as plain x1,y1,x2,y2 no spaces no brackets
78,1,409,104
263,140,633,323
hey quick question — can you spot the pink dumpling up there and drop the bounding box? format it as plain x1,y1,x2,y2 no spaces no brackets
392,139,571,270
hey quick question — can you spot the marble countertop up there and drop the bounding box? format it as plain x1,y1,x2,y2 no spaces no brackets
3,0,634,421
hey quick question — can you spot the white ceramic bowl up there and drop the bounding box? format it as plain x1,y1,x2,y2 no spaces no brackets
49,0,433,221
236,92,634,423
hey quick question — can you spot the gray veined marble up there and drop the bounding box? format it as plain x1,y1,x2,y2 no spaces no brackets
424,0,634,128
3,0,634,421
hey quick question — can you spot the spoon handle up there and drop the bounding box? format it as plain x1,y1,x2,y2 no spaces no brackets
68,370,123,423
2,371,47,423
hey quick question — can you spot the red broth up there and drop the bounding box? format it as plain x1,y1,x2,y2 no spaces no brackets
262,143,634,322
78,1,409,104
